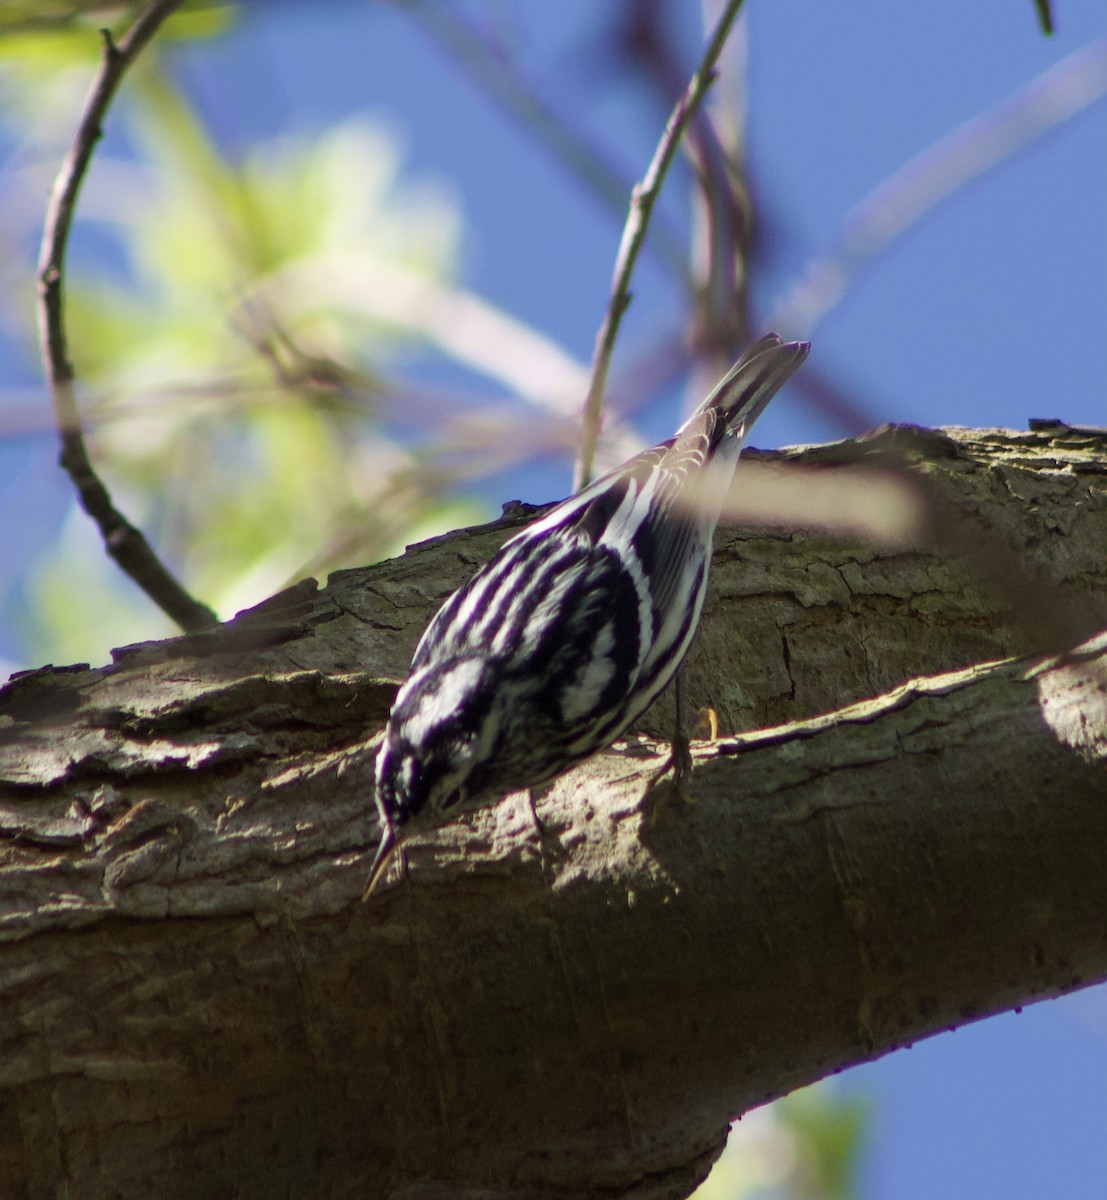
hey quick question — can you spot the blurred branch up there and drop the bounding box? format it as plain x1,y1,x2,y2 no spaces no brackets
575,0,747,490
1035,0,1054,36
621,1,755,358
35,0,218,632
771,38,1107,338
715,430,1105,655
683,11,754,358
397,0,689,279
789,363,885,435
250,255,646,470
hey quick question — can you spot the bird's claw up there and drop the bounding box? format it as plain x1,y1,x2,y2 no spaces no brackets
646,730,694,798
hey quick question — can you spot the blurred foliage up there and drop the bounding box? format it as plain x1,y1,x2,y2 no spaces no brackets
0,8,479,664
0,2,231,39
693,1082,870,1200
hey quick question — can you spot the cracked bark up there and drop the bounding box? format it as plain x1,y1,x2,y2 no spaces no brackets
1,424,1106,1200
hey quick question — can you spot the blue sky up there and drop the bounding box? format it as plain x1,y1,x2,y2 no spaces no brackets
2,2,1106,1196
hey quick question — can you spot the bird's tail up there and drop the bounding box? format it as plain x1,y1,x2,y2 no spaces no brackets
680,332,810,443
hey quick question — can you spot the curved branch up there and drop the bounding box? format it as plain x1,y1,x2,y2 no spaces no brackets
35,0,217,633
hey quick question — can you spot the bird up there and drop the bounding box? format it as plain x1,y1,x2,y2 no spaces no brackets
365,332,810,896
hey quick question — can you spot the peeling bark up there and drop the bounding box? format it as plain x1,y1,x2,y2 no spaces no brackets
1,425,1105,1200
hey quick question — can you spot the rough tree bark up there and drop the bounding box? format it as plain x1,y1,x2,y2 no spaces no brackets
1,424,1105,1200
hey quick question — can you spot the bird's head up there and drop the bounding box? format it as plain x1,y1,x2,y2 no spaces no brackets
374,656,495,826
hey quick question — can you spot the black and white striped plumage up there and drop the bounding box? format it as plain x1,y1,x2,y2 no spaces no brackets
368,333,809,891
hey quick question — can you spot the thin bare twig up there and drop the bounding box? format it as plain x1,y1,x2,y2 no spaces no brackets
36,0,218,632
616,0,753,356
574,0,747,490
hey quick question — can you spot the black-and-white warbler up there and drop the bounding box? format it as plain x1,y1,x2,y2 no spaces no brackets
366,332,809,894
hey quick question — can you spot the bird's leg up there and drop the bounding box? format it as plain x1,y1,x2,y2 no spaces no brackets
648,667,693,792
525,787,547,837
671,667,694,782
525,787,564,875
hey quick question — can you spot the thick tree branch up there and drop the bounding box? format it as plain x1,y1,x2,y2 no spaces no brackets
36,0,217,633
1,424,1106,1199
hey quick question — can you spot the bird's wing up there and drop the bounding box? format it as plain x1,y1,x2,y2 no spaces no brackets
412,336,809,674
